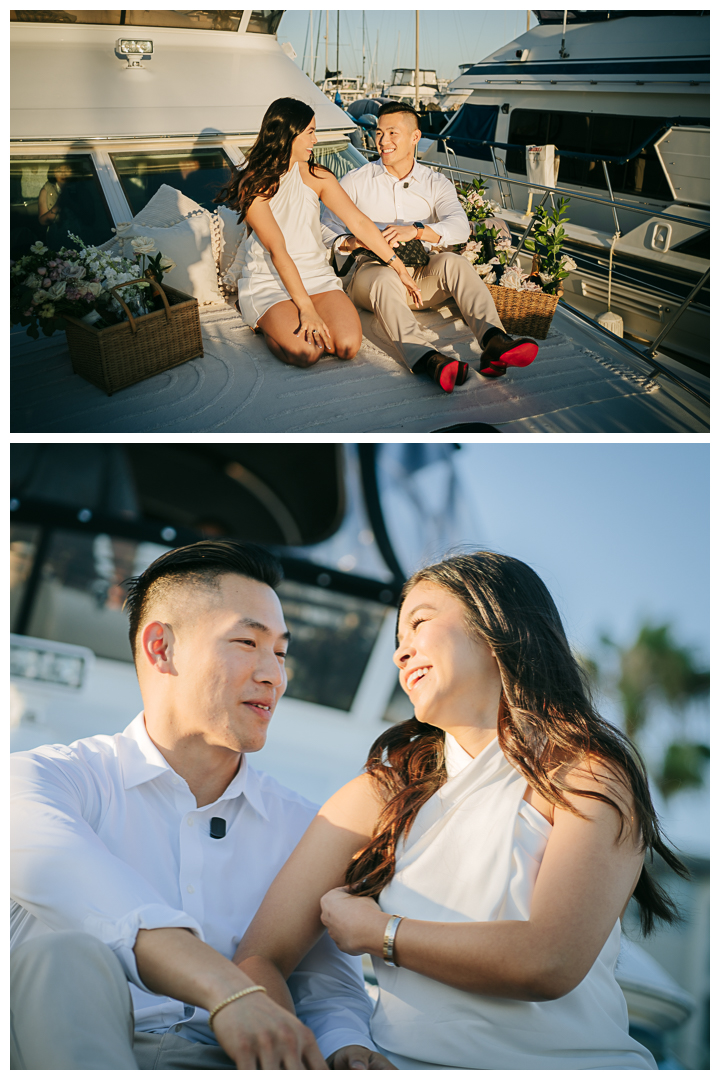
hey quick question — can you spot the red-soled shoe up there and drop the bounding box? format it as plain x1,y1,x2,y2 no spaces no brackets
480,331,538,369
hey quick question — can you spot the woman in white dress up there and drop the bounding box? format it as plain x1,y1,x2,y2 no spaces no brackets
216,98,421,370
235,552,687,1069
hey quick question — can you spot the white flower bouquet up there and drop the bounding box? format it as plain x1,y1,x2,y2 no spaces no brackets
10,233,176,340
458,180,576,297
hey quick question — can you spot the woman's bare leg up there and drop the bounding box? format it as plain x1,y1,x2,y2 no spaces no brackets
311,290,363,360
256,291,362,367
257,300,325,368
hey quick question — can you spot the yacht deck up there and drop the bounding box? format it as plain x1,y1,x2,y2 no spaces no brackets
11,301,709,434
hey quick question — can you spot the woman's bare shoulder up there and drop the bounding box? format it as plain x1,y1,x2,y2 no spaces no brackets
319,772,385,836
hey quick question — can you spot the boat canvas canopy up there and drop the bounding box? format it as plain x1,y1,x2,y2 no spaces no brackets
439,104,499,161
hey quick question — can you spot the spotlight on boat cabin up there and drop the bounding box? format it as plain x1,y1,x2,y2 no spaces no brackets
115,39,154,69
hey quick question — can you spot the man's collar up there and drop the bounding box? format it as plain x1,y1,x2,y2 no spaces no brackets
378,158,423,184
118,713,269,819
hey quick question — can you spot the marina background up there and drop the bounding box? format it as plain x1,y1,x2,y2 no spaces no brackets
278,9,539,85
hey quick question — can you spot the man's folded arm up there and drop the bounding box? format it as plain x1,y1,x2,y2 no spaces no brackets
11,749,204,989
288,929,377,1060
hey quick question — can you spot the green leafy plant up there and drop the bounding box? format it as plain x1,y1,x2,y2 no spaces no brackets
521,198,577,294
587,621,710,800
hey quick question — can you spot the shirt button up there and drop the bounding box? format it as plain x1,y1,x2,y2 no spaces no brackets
174,1025,182,1033
187,816,194,826
187,884,195,894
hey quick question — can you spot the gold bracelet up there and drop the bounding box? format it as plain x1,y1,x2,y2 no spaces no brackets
207,985,267,1031
382,914,404,968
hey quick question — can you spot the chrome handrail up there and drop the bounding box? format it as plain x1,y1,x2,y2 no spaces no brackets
356,144,709,230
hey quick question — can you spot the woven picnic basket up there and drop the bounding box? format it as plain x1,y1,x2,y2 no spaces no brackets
64,278,203,395
485,283,561,340
485,250,562,340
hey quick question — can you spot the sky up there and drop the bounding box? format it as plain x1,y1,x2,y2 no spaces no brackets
277,9,539,85
451,441,710,855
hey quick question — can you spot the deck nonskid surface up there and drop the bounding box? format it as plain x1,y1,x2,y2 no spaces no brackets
11,301,703,433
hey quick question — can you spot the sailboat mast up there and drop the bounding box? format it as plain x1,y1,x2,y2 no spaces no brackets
325,10,328,77
309,10,313,80
336,9,340,95
362,12,366,88
414,10,419,111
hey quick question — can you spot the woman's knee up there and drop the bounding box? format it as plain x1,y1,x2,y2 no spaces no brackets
333,329,362,361
283,340,323,367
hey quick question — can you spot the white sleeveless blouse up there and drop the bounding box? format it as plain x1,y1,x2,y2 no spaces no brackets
371,735,656,1070
236,161,342,328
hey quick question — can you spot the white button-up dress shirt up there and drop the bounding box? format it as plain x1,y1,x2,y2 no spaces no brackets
10,713,375,1057
321,159,471,254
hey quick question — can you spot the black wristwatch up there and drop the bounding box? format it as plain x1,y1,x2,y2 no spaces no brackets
413,221,424,239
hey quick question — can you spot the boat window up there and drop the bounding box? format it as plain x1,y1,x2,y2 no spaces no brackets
506,109,672,200
246,10,283,35
671,229,710,259
110,148,234,215
19,529,170,663
12,525,388,712
315,142,367,180
10,154,114,261
10,11,281,33
276,580,387,712
10,524,41,631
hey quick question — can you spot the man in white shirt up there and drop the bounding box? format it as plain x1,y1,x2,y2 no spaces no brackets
11,539,392,1070
322,102,538,392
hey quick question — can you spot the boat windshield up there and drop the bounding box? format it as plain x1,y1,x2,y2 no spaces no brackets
10,11,283,33
10,522,388,713
10,154,114,260
394,69,439,86
110,148,234,215
315,142,367,180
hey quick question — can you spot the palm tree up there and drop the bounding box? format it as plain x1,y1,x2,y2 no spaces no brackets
591,622,709,799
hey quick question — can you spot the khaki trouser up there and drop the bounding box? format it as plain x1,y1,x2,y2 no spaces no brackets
10,931,236,1070
347,250,505,370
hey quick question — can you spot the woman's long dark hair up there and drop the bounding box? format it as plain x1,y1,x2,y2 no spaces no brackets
346,551,688,935
214,97,329,222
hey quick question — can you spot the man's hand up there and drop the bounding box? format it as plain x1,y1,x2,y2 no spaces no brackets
327,1045,398,1070
212,990,328,1069
339,235,368,253
134,928,328,1069
381,224,419,247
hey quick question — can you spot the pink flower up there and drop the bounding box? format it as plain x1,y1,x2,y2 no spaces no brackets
43,278,52,288
37,267,47,275
48,261,57,268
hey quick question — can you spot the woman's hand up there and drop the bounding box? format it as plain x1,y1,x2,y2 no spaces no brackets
319,887,388,956
394,263,423,308
296,303,333,352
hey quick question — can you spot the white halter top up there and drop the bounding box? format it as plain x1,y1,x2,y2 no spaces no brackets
371,735,656,1070
236,161,341,326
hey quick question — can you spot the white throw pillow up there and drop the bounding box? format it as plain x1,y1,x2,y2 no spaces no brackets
116,217,225,306
132,183,205,227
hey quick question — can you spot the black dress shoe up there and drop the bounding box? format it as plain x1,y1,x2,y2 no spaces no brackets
479,331,538,376
412,351,469,394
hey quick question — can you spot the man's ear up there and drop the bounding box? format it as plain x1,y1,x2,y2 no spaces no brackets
141,620,176,675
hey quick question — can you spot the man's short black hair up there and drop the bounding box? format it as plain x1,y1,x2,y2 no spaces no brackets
124,539,283,662
377,101,421,130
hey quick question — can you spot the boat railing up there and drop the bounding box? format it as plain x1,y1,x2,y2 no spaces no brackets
353,145,709,407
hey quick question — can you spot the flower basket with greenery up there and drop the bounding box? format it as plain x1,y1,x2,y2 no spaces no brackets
10,234,177,340
457,182,578,338
11,234,203,395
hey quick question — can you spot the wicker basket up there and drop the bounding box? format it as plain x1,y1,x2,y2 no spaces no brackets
64,278,204,395
486,282,561,340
